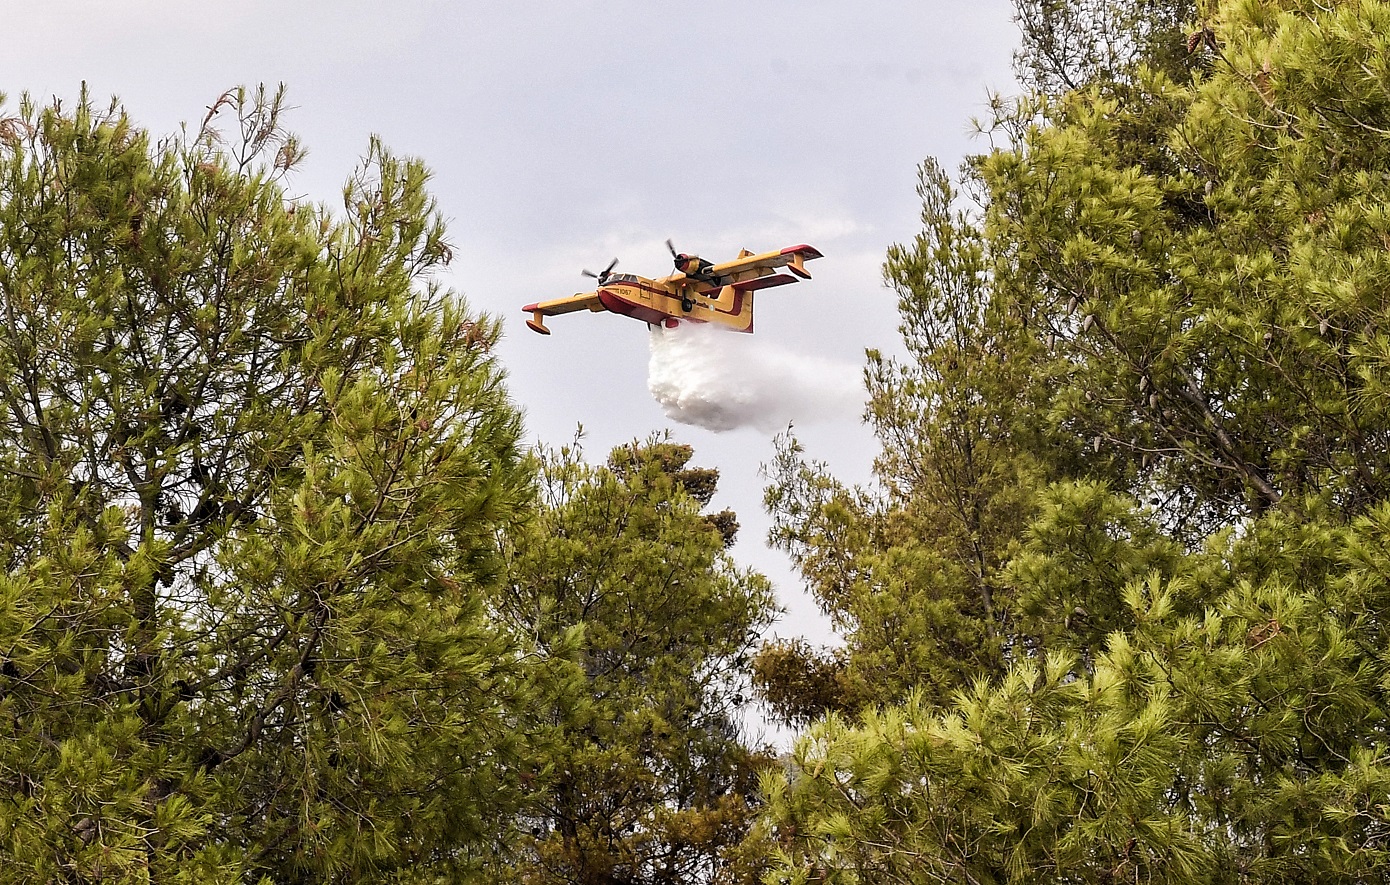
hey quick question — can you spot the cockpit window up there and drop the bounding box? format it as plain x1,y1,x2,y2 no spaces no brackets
603,273,636,284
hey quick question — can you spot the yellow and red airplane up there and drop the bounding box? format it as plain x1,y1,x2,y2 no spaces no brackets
522,240,822,335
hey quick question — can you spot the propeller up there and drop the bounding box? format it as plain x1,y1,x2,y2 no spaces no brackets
666,238,714,282
666,238,696,274
582,257,619,285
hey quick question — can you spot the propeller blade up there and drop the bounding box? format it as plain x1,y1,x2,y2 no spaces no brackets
583,257,619,282
666,238,679,259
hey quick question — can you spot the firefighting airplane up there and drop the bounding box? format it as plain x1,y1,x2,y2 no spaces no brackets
522,240,822,335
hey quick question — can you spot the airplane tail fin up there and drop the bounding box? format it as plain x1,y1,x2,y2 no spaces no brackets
731,290,754,333
705,285,754,332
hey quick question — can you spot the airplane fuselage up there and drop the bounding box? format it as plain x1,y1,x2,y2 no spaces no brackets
596,273,754,333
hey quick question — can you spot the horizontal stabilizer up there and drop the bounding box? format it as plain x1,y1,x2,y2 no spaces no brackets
732,273,798,292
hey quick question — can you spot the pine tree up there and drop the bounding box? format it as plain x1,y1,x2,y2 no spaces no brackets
760,0,1390,879
758,158,1065,716
497,439,776,885
0,87,538,882
1013,0,1196,94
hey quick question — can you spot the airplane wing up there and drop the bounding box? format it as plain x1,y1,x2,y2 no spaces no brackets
521,290,606,334
698,273,799,295
707,244,823,284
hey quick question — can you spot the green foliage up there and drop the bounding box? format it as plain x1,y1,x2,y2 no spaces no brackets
759,160,1059,714
980,0,1390,527
767,515,1390,882
497,438,778,885
759,0,1390,879
0,87,537,882
1008,480,1186,659
1013,0,1197,94
751,639,854,729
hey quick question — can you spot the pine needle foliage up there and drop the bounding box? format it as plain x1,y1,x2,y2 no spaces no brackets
0,87,537,883
760,0,1390,880
497,439,778,885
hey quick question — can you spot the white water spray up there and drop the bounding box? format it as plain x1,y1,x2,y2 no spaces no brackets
648,322,863,433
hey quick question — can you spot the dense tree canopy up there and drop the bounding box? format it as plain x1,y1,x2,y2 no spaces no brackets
497,439,776,885
759,0,1390,881
0,87,540,883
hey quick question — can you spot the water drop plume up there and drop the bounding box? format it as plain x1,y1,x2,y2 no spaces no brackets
647,322,863,433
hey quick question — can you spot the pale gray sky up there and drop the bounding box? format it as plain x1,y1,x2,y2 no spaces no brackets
5,1,1019,674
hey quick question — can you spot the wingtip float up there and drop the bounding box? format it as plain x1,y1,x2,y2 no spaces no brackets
523,242,823,336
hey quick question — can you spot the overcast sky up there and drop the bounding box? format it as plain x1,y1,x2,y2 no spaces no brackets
6,1,1020,704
